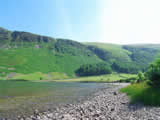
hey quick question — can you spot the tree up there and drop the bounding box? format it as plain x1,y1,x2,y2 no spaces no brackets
146,57,160,87
75,62,112,76
136,71,145,83
111,61,140,74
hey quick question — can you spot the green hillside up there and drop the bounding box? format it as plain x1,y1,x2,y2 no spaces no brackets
85,42,159,72
0,27,159,80
124,44,160,49
85,42,132,63
0,27,102,80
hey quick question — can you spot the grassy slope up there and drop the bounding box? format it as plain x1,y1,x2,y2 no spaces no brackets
0,47,101,79
85,42,160,61
85,42,131,55
121,82,160,106
85,42,132,62
0,41,158,80
51,73,137,82
85,42,160,70
0,27,159,81
125,44,160,49
0,28,103,79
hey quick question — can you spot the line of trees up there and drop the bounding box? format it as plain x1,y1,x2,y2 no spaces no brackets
75,62,112,76
111,61,140,74
134,53,160,87
75,61,142,77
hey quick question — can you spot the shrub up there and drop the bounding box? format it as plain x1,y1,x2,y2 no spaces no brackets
146,80,153,86
120,82,160,106
136,71,145,83
146,59,160,87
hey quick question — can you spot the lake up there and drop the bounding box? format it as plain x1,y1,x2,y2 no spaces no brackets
0,81,112,118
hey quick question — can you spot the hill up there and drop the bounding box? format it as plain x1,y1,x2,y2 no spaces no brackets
85,42,159,73
84,42,132,63
0,27,102,80
0,27,159,80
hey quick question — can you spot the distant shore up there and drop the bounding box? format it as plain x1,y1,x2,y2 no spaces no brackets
14,83,160,120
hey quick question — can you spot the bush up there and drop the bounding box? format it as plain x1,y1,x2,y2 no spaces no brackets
136,71,145,83
146,59,160,87
120,82,160,106
146,80,153,86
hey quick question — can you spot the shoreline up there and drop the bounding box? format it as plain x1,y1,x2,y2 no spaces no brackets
4,83,160,120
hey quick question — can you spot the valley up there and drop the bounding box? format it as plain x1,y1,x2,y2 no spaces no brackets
0,27,159,81
0,27,160,119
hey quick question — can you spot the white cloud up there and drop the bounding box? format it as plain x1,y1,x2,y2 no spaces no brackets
99,0,160,44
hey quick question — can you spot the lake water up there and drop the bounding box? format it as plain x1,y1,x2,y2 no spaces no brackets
0,81,112,118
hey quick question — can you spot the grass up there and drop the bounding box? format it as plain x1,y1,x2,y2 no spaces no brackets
49,72,69,79
0,46,101,77
84,42,132,62
120,82,160,106
0,71,136,82
0,72,136,82
52,73,137,82
11,72,49,81
1,72,70,81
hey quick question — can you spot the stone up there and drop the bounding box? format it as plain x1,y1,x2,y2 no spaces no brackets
113,91,118,95
111,108,115,111
34,109,39,115
5,84,160,120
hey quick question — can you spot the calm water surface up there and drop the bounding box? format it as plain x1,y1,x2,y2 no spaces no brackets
0,81,113,118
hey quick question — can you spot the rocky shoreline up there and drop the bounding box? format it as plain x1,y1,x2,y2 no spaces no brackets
4,83,160,120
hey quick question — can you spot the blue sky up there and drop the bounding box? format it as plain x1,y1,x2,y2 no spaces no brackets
0,0,160,44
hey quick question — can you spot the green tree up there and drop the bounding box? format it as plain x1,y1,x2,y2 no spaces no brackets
75,62,112,76
146,56,160,87
136,71,145,83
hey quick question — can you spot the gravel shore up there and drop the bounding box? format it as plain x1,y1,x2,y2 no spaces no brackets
6,83,160,120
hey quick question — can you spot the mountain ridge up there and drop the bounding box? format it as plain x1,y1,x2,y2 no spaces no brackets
0,27,159,80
